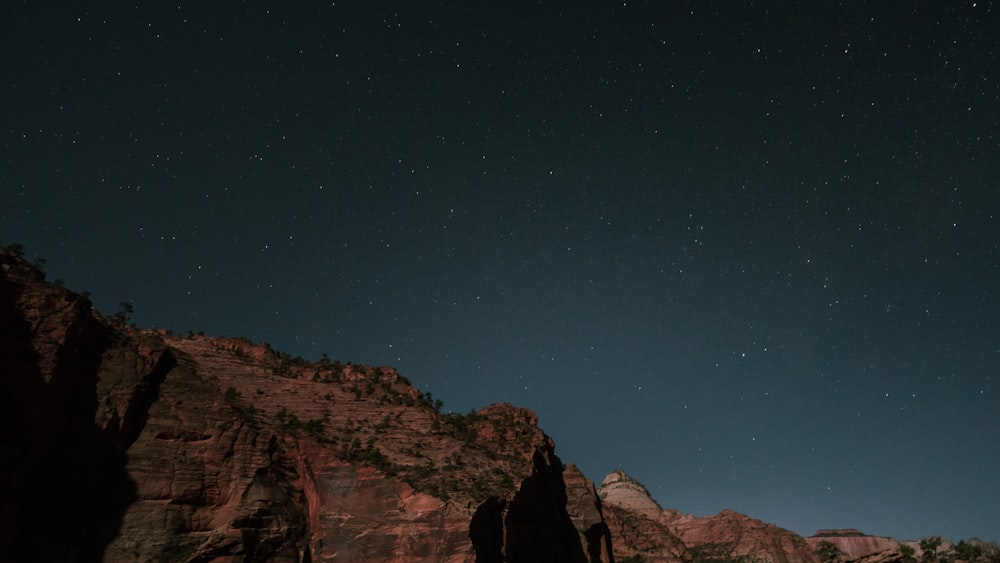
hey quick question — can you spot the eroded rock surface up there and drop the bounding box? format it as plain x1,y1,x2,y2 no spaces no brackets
1,249,139,562
3,247,959,563
0,247,610,562
806,530,902,561
596,470,688,563
598,470,817,563
671,509,819,563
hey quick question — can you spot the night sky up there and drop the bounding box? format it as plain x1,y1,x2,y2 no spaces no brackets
3,2,998,541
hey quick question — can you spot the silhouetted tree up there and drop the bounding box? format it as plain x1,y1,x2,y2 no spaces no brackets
920,537,943,563
3,242,25,257
953,541,983,563
980,541,1000,563
114,301,135,324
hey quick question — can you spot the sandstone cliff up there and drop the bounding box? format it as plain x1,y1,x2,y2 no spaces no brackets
598,470,817,563
806,530,901,561
597,470,689,563
670,509,819,563
5,246,979,563
0,246,610,563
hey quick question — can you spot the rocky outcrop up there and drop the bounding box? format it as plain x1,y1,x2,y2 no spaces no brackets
596,470,688,563
564,465,614,563
850,549,907,563
806,530,901,560
0,247,156,562
597,470,817,563
672,509,819,563
0,246,610,562
600,469,666,521
5,246,983,563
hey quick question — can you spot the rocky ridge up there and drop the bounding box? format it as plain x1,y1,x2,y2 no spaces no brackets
806,530,902,561
670,509,819,563
2,245,992,563
0,246,607,562
597,470,817,563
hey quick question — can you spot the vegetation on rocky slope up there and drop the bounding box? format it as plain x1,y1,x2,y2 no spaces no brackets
167,329,542,506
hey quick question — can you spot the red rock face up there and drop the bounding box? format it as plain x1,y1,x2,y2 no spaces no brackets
671,509,819,563
563,465,614,562
0,247,607,562
600,503,690,563
596,470,688,563
806,531,902,561
0,247,943,563
597,470,818,563
1,250,143,562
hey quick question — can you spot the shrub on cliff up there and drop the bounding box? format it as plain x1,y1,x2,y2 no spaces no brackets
921,537,943,563
952,541,983,563
815,541,846,563
2,242,26,256
689,543,764,563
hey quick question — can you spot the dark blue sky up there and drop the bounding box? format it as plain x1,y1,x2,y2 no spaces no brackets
3,1,998,541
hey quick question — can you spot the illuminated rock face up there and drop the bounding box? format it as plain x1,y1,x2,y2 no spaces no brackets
597,469,819,563
669,509,820,563
0,247,927,563
0,247,609,563
806,531,904,561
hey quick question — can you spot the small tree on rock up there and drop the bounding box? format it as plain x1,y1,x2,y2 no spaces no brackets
113,301,135,325
920,537,943,563
816,541,846,563
952,541,983,563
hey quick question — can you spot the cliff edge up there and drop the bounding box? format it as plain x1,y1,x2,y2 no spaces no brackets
0,246,610,562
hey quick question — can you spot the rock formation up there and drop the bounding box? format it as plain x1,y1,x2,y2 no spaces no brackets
563,465,615,563
670,509,819,563
806,530,901,561
0,246,608,562
3,245,985,563
598,470,817,563
597,470,689,563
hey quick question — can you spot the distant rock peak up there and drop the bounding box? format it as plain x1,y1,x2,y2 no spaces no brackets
597,469,664,520
601,469,651,490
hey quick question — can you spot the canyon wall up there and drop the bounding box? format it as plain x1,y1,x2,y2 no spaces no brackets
0,247,608,562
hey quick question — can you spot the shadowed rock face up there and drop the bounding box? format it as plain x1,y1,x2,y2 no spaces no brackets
563,465,614,563
504,450,588,563
0,249,150,562
0,247,611,563
3,247,936,563
470,498,506,562
467,452,602,563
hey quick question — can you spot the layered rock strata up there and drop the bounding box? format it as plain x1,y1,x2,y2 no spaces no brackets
4,247,959,563
806,530,921,563
0,247,609,563
598,470,817,563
